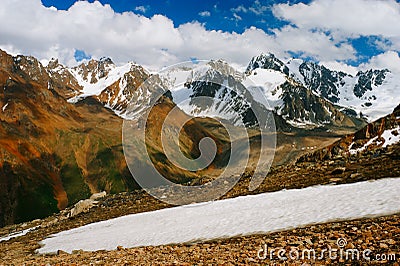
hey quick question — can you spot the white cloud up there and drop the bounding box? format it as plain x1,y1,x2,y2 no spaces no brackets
272,26,356,62
360,51,400,73
231,0,269,16
0,0,394,72
320,61,359,76
249,0,269,15
135,6,148,13
272,0,400,41
199,11,211,17
270,0,400,73
230,5,248,13
198,11,211,17
232,13,242,21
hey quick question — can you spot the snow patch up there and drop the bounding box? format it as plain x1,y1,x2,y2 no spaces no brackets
243,68,286,109
349,126,400,154
0,226,39,242
2,102,9,112
38,178,400,254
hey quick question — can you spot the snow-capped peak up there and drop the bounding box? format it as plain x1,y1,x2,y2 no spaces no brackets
247,53,400,122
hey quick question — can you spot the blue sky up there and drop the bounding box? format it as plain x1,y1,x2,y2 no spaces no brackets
41,0,299,33
1,0,399,72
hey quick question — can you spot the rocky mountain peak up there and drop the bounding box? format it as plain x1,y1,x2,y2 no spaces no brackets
354,69,389,98
246,53,289,75
45,58,83,99
72,57,116,84
246,52,399,121
99,57,114,64
12,54,49,84
47,58,60,69
0,49,14,70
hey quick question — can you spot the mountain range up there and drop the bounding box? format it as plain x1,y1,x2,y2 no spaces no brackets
0,48,399,226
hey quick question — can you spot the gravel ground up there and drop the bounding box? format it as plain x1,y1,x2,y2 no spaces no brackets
0,145,399,265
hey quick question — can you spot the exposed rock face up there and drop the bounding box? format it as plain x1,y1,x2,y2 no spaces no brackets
96,64,149,116
0,50,138,226
46,58,83,99
246,53,289,75
354,69,389,98
247,52,399,121
0,50,241,226
278,81,361,128
297,104,400,162
72,57,115,84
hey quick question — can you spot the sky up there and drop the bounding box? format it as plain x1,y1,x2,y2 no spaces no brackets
0,0,400,73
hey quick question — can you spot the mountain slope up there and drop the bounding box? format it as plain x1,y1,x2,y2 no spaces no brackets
298,104,400,162
247,53,400,121
0,50,139,226
0,50,240,226
244,67,364,128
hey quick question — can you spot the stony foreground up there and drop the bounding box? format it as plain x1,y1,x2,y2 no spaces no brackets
0,214,399,265
1,144,399,265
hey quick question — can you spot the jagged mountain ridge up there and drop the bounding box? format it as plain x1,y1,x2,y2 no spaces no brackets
160,60,364,130
10,50,395,129
0,50,234,226
246,53,399,121
244,67,364,128
0,48,393,226
15,52,367,130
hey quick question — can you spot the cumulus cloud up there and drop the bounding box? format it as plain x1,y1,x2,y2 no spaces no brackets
272,26,356,62
320,61,359,76
198,11,211,17
360,51,400,73
0,0,396,72
270,0,400,74
272,0,400,42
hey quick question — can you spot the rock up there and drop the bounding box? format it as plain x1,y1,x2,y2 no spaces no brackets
90,191,107,201
305,239,313,246
71,249,83,254
350,173,362,179
387,239,396,245
331,167,346,175
57,250,68,255
379,243,389,249
70,199,98,217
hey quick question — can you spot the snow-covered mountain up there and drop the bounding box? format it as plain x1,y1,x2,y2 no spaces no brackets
243,68,361,128
46,57,150,118
157,60,362,129
16,51,396,130
247,53,400,122
161,60,279,129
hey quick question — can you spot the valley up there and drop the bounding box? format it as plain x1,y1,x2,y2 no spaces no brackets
0,48,399,264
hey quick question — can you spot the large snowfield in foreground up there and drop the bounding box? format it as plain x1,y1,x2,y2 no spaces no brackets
38,178,400,254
